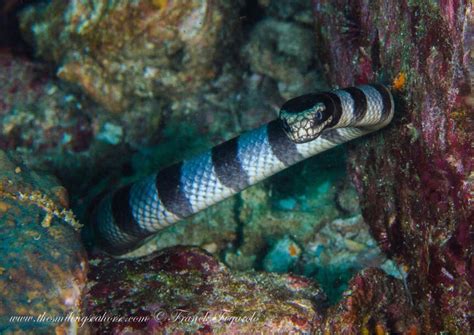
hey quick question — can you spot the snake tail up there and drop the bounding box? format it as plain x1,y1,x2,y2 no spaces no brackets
91,84,394,255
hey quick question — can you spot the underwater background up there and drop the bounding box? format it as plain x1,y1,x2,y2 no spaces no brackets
0,0,472,333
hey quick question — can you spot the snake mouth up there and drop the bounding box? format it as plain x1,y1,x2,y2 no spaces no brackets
281,114,334,144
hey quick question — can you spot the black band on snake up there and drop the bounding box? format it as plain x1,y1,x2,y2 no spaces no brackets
90,84,395,256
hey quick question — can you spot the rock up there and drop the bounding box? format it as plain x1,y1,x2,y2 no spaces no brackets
0,150,87,333
335,179,360,215
19,0,242,113
257,0,314,24
227,150,351,270
0,52,93,154
262,236,302,273
321,268,420,334
0,50,162,209
242,18,324,99
0,1,32,54
314,1,473,332
302,215,396,303
0,50,134,214
84,246,327,334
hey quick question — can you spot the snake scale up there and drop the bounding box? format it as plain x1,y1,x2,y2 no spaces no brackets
91,84,394,255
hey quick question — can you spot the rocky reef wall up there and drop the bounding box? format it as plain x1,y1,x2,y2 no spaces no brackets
313,0,473,332
0,0,471,333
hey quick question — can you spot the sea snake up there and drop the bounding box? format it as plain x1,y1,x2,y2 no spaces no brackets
91,84,394,255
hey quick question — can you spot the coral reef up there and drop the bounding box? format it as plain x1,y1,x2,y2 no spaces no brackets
84,247,420,334
262,235,302,273
3,0,470,333
0,52,93,153
84,246,326,334
120,158,395,306
321,268,420,334
222,149,354,271
19,0,242,113
0,50,164,210
12,0,245,206
0,150,88,333
301,215,403,303
314,0,473,332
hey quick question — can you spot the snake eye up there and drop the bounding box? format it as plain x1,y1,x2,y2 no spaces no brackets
313,103,326,122
315,111,323,121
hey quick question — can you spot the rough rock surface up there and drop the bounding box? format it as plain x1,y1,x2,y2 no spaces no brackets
314,0,473,332
0,150,87,333
84,246,326,334
0,53,93,153
0,51,137,214
84,246,420,334
262,235,302,273
243,18,321,99
19,0,241,113
223,149,353,270
258,0,313,24
321,268,420,334
301,215,402,303
0,0,35,55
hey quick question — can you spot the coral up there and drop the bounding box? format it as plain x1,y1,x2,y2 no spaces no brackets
19,0,242,113
84,246,327,334
121,139,395,307
0,150,88,333
313,0,473,332
320,268,420,334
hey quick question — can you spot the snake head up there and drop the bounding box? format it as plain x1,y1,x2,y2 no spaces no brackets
279,94,334,144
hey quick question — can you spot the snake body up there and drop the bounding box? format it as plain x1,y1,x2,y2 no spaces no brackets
92,84,394,255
